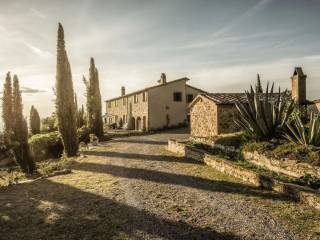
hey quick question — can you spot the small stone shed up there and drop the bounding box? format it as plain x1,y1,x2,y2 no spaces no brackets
189,93,247,138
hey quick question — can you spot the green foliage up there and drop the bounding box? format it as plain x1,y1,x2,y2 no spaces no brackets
11,75,35,173
29,131,63,161
29,105,40,135
215,133,245,148
243,140,320,166
2,72,13,145
0,134,15,165
84,58,104,138
235,82,294,140
40,113,58,133
283,112,320,147
293,174,320,190
55,23,79,157
77,126,90,143
77,104,86,128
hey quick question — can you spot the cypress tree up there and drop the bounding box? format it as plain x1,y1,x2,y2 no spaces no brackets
29,105,40,135
256,73,263,93
2,72,13,145
86,58,103,138
77,104,85,128
12,75,35,173
55,23,78,157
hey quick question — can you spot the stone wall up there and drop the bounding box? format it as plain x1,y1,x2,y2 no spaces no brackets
217,105,241,134
190,96,218,138
243,151,320,178
106,91,149,130
167,139,320,210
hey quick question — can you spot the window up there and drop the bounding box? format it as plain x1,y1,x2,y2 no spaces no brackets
107,102,111,108
134,94,138,104
123,98,126,106
115,100,118,107
186,94,194,103
142,92,147,102
173,92,182,102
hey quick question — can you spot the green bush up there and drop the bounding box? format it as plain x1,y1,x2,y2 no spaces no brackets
293,174,320,190
40,114,58,133
243,140,320,166
215,133,245,148
77,126,90,144
28,132,63,161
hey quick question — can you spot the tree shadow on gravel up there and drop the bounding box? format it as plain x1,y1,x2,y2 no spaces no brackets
0,179,239,240
111,139,167,145
72,162,295,202
81,150,201,165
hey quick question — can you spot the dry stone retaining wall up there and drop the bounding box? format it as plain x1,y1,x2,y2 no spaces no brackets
243,151,320,178
168,139,320,210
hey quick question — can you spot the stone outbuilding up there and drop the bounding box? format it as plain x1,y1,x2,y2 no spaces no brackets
189,67,317,139
189,93,247,138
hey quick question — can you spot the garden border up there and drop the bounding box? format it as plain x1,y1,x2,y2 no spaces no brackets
168,139,320,210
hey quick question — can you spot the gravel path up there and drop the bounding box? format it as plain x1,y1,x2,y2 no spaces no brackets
77,129,297,240
1,129,318,239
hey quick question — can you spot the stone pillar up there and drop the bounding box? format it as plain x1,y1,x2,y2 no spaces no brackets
121,86,125,96
291,67,307,104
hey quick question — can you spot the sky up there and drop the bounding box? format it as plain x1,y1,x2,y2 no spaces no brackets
1,0,320,120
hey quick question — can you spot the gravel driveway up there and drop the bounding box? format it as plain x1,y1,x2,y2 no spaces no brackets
1,129,319,240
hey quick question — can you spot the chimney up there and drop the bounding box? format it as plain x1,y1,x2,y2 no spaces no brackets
160,73,166,84
121,86,125,96
291,67,307,104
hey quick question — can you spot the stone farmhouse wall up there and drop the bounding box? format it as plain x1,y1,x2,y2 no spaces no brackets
190,96,218,138
106,91,148,130
148,80,188,130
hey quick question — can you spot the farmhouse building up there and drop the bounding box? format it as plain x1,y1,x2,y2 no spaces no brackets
104,73,205,131
189,67,315,139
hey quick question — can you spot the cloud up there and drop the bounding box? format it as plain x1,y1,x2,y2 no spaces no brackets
0,86,46,95
21,86,46,94
210,0,273,38
29,8,47,19
22,41,53,59
180,30,288,49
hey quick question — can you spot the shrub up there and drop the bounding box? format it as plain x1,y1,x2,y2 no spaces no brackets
243,140,320,166
235,81,294,140
283,112,320,146
215,133,244,148
293,174,320,190
29,132,63,161
41,114,58,133
77,126,90,144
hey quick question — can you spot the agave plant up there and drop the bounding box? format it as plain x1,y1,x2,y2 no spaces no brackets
235,82,294,140
283,112,320,146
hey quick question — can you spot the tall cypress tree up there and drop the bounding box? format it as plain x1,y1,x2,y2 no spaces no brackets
55,23,78,157
29,105,41,135
256,73,263,93
12,75,35,173
86,58,103,138
2,72,13,145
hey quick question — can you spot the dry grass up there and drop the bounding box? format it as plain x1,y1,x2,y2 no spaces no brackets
179,159,320,238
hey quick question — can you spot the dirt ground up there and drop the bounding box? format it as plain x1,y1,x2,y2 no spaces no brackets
1,129,320,240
